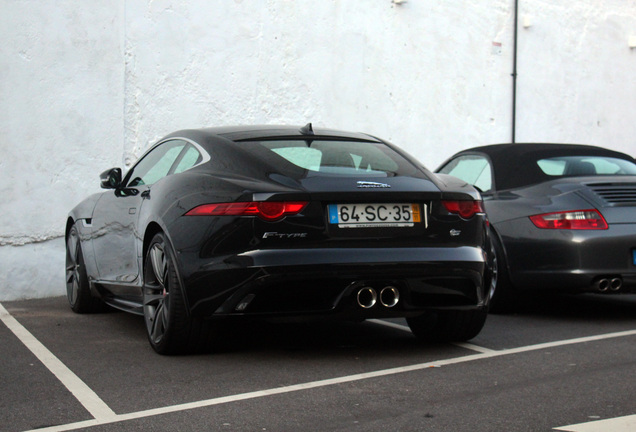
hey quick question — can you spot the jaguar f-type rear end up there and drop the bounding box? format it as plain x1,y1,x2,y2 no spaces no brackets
67,125,491,354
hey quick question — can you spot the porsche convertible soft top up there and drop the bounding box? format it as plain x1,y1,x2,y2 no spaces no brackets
452,143,636,191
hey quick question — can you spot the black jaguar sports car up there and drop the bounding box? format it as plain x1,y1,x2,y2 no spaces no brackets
437,143,636,312
66,124,491,354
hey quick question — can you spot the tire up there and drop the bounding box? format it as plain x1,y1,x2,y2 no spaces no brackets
407,308,488,343
487,228,518,314
65,224,104,313
143,232,215,355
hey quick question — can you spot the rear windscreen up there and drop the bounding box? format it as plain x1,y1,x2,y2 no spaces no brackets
537,156,636,177
251,140,416,177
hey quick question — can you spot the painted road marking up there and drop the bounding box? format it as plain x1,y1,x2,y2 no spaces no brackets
5,313,632,432
452,341,496,353
0,303,116,420
554,414,636,431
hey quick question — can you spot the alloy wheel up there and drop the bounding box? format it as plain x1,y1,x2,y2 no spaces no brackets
487,240,499,304
65,228,81,306
144,242,171,345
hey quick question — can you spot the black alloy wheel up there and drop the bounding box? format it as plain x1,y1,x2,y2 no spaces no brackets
485,235,499,305
486,228,518,313
65,224,103,313
143,232,214,355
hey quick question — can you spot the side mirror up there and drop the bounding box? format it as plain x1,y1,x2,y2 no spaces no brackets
100,168,122,189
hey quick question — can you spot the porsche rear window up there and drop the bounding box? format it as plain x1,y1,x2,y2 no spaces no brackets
255,140,410,176
537,156,636,177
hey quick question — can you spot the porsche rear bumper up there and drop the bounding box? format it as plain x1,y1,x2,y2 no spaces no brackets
499,219,636,293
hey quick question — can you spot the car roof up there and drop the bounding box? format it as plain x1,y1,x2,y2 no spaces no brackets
167,124,384,143
448,143,636,191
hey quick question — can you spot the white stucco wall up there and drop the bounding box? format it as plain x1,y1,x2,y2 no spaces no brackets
516,0,636,147
1,0,635,301
0,1,124,300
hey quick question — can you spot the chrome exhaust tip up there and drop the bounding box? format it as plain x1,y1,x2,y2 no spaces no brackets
379,286,400,308
595,278,610,292
610,277,622,291
357,287,377,309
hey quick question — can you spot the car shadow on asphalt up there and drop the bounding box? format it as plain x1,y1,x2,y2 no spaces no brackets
7,294,635,359
31,295,445,357
472,292,636,350
505,292,636,320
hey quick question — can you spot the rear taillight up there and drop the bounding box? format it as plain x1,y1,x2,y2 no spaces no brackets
185,201,308,221
529,209,608,230
442,200,485,219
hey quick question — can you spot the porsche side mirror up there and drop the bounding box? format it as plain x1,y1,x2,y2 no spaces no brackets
100,168,122,189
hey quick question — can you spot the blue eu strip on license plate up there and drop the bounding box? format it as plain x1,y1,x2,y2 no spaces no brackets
633,249,636,265
329,205,340,224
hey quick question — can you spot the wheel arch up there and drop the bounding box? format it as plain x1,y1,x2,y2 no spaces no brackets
142,222,192,316
486,223,521,313
488,224,512,276
65,214,100,289
65,217,75,240
142,222,164,267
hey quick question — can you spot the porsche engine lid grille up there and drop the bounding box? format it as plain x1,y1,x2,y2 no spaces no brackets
587,182,636,205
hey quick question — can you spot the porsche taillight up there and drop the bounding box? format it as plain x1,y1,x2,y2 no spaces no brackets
185,201,308,221
442,200,485,219
529,209,608,230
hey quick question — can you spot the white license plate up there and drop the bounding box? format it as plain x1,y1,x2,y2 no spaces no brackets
328,203,424,228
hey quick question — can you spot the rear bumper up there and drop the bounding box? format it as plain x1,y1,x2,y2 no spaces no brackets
507,270,636,294
179,247,488,319
498,219,636,293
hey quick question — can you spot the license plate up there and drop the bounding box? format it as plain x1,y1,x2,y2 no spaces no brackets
328,203,424,228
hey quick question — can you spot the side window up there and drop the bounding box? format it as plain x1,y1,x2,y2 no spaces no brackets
537,159,566,175
128,140,186,187
438,155,493,192
173,145,202,174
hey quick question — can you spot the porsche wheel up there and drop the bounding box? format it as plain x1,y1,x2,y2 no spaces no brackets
66,224,103,313
143,232,214,355
406,308,487,342
487,229,518,313
484,237,498,305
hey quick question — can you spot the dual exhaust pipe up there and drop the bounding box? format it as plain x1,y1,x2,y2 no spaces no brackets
356,286,400,309
594,276,623,293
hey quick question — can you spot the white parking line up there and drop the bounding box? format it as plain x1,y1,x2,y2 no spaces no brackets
554,414,636,431
0,303,116,420
452,341,496,353
10,316,636,432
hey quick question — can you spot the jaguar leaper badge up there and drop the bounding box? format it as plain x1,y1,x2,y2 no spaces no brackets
356,181,391,188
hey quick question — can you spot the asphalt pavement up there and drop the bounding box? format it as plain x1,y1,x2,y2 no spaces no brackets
1,293,636,432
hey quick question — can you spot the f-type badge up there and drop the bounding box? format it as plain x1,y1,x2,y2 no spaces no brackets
357,181,391,188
